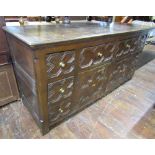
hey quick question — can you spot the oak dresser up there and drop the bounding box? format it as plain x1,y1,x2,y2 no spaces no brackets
4,21,154,134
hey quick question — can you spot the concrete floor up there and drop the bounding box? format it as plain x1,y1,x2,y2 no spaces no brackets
0,45,155,139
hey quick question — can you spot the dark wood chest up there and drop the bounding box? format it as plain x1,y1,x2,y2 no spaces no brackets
4,22,152,134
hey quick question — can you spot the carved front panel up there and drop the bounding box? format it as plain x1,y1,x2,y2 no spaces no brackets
106,55,139,93
115,38,138,59
48,76,74,104
79,43,116,69
76,65,109,108
48,99,74,125
46,51,75,79
115,34,147,60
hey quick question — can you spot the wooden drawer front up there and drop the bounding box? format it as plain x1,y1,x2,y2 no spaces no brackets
79,43,116,69
48,76,74,104
49,99,73,126
106,55,139,93
76,65,108,108
46,51,75,79
115,37,139,60
115,34,147,60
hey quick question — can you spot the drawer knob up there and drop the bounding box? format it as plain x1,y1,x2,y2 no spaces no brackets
92,83,96,87
60,88,65,93
126,44,130,48
97,52,103,57
59,62,65,68
59,108,63,113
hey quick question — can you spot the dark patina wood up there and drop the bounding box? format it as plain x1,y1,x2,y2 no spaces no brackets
4,21,154,134
0,16,19,106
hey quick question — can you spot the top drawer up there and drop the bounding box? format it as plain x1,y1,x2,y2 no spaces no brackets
79,42,116,70
115,37,138,60
46,51,75,80
115,34,148,60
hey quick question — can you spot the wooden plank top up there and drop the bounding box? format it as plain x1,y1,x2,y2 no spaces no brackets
3,21,154,47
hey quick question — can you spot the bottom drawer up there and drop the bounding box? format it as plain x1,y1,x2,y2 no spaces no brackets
75,64,109,109
106,54,139,93
48,98,74,126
